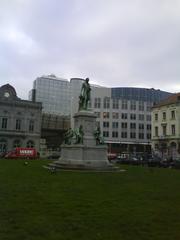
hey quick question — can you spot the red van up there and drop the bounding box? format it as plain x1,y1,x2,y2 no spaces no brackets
5,148,38,159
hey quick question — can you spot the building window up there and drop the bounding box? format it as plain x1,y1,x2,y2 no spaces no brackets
121,122,127,129
130,132,136,139
139,123,144,130
163,112,166,120
103,131,109,137
146,102,152,111
16,119,21,130
112,131,118,138
147,133,151,139
29,120,34,132
121,132,127,138
155,126,158,137
95,112,101,118
147,115,151,121
162,125,166,136
155,113,158,121
13,139,21,148
112,99,119,109
139,114,144,121
112,112,119,119
130,114,136,120
139,101,144,111
103,112,109,119
122,100,128,110
0,139,7,153
112,122,118,128
130,100,136,110
171,125,175,135
171,110,175,119
103,122,109,128
147,124,151,130
94,98,101,108
122,113,127,119
103,97,110,109
27,140,34,148
130,123,136,129
139,133,144,139
1,118,8,129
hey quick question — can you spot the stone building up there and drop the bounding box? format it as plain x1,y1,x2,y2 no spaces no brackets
0,84,42,154
152,93,180,160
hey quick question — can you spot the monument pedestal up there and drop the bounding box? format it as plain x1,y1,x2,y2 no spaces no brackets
50,110,115,170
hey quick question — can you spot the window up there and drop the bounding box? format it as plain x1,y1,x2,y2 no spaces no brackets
130,123,136,129
146,102,152,111
29,120,34,132
95,112,101,118
139,124,144,130
112,112,119,119
103,97,110,109
130,132,136,139
1,118,8,129
13,139,21,148
121,122,127,129
103,122,109,128
162,125,166,136
103,131,109,137
94,98,101,108
171,125,175,135
122,100,128,110
146,115,151,121
139,133,144,139
122,113,127,119
139,114,144,121
139,101,144,111
112,99,119,109
130,114,136,120
112,122,118,128
121,132,127,138
130,100,136,110
155,113,158,121
155,126,158,137
112,131,118,138
163,112,166,120
147,133,151,139
147,124,151,130
27,140,34,148
103,112,109,119
16,119,21,130
171,110,175,119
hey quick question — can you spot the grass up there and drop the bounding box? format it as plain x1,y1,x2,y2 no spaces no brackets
0,159,180,240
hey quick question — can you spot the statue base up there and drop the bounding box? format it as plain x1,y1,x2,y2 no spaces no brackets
48,110,117,171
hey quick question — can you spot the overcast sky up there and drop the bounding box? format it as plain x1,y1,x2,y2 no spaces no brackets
1,0,180,99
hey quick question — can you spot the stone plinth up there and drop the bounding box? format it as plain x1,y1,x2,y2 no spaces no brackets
73,110,97,146
52,110,115,170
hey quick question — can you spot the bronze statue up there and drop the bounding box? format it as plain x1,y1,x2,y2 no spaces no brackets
64,128,74,145
94,126,104,145
79,78,91,111
74,125,84,144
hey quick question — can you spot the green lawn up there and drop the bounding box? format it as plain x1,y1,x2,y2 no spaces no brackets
0,159,180,240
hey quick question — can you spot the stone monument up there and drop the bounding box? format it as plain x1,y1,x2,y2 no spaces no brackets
50,78,114,170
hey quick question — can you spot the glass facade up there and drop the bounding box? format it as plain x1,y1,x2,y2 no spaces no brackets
31,75,70,116
111,87,172,102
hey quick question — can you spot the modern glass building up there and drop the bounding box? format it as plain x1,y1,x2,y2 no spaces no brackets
29,74,70,116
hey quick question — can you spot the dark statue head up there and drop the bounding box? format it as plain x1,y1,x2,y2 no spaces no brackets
85,78,89,83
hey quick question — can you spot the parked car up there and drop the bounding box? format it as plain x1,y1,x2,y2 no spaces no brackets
107,153,117,161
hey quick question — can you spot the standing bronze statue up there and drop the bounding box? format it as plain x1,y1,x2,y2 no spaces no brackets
79,78,91,111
